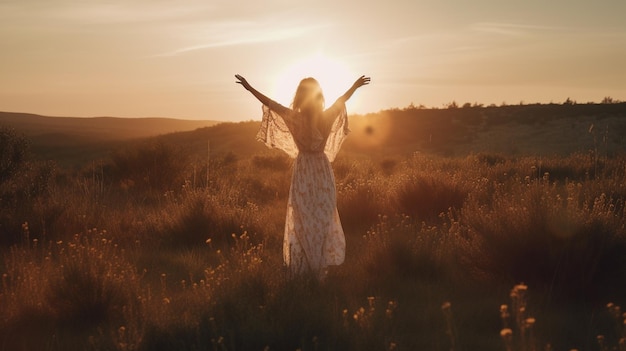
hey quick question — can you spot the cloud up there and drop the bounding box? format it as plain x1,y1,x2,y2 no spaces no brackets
0,0,214,24
154,22,328,57
470,22,567,37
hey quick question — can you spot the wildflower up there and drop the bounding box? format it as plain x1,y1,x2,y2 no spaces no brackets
500,328,513,339
367,296,376,308
513,283,528,292
386,300,397,319
118,326,126,338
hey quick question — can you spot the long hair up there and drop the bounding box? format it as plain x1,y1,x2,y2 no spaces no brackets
291,77,325,117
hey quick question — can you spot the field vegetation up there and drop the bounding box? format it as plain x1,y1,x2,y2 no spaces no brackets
1,102,626,350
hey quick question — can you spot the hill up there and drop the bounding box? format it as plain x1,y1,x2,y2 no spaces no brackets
3,103,626,167
154,102,626,163
345,102,626,157
0,111,220,166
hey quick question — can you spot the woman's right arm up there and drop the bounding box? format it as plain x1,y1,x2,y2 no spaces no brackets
235,74,293,125
235,74,275,106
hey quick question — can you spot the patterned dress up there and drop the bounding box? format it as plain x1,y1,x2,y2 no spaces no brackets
256,99,349,277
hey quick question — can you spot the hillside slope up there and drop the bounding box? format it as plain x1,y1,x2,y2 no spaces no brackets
0,112,219,139
344,102,626,157
156,103,626,162
0,111,221,166
3,103,626,167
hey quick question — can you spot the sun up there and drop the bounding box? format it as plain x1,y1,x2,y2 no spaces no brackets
272,53,356,109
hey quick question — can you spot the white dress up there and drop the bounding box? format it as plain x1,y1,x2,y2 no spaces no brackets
256,99,349,276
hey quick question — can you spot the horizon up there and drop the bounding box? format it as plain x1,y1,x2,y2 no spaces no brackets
2,97,626,121
1,1,625,121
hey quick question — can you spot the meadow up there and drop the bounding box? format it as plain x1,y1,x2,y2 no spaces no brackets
1,103,626,350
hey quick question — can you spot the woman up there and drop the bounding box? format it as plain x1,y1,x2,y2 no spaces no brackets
235,73,370,278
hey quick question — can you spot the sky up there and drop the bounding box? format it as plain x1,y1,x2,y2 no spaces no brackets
1,0,625,121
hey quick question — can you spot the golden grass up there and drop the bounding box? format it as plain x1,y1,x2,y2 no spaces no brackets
1,147,625,350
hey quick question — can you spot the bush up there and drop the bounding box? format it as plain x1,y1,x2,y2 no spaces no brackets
395,173,467,222
111,140,189,192
463,182,626,302
1,230,142,350
155,189,262,248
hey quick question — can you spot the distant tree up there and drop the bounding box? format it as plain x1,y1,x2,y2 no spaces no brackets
446,101,459,109
601,96,620,104
563,97,576,105
462,102,472,109
404,101,426,111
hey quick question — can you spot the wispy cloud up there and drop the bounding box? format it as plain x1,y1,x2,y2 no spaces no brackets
3,2,182,23
154,22,329,57
471,22,568,36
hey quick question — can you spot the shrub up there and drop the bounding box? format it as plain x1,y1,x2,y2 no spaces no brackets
463,182,626,302
395,173,467,222
1,230,143,350
111,140,189,192
156,189,262,248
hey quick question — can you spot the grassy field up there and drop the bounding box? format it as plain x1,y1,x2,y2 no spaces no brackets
1,103,626,350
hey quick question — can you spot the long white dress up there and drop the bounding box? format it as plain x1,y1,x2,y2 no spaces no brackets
256,99,349,276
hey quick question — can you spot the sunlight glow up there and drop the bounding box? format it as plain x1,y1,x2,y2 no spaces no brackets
272,53,356,110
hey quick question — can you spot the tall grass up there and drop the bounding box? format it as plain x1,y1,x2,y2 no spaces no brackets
1,148,625,350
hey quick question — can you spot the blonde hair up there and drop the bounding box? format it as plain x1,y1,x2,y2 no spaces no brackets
292,77,325,116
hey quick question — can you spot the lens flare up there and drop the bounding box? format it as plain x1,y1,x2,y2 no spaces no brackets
272,53,356,109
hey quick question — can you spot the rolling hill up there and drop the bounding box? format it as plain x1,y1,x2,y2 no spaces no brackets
0,112,219,140
153,102,626,163
0,111,221,166
2,102,626,168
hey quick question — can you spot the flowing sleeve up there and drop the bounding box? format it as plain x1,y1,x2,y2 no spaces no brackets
256,104,299,159
323,102,350,162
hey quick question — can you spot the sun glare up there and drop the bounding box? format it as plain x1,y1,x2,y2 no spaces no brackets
272,53,356,109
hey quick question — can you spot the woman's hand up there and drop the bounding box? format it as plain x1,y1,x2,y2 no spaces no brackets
235,74,276,107
235,74,252,91
338,75,370,103
352,75,371,90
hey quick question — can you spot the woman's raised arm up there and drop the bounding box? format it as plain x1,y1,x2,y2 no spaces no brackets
337,75,371,104
235,74,276,108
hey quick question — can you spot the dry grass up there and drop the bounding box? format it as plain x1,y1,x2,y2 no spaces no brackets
1,146,625,350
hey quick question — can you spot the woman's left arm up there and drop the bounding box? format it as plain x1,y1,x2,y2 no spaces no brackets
336,75,371,104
